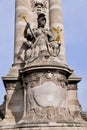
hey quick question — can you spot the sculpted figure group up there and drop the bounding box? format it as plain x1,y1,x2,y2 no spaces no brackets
17,13,61,63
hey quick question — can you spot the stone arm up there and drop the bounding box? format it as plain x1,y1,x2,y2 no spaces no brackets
24,23,35,43
0,110,4,119
47,31,55,42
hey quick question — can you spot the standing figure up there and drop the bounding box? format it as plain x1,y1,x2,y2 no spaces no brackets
24,13,59,62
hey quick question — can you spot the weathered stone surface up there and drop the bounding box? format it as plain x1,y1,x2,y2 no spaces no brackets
0,0,87,129
0,123,87,130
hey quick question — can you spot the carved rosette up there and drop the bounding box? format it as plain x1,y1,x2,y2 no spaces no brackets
21,70,72,123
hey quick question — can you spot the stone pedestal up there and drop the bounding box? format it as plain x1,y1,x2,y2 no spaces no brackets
19,64,72,124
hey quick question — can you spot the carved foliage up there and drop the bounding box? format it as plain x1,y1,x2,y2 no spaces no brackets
23,71,67,89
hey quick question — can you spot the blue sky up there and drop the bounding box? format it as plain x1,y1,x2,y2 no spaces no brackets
0,0,87,111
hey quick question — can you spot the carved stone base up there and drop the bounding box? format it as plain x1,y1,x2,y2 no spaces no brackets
0,123,87,130
18,66,82,124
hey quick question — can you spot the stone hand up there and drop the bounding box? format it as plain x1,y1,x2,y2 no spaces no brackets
25,23,30,29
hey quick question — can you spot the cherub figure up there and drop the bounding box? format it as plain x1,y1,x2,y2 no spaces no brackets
53,27,62,43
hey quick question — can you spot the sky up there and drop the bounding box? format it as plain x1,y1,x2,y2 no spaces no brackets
0,0,87,111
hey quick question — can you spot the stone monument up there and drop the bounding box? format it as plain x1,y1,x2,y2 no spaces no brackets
0,0,87,129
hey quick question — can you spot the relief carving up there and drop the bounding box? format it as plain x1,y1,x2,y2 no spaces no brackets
67,84,77,90
6,83,17,90
23,71,67,88
6,82,23,90
21,71,71,123
30,0,47,14
22,105,72,123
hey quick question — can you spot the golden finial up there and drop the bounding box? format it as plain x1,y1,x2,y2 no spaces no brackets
23,16,28,23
